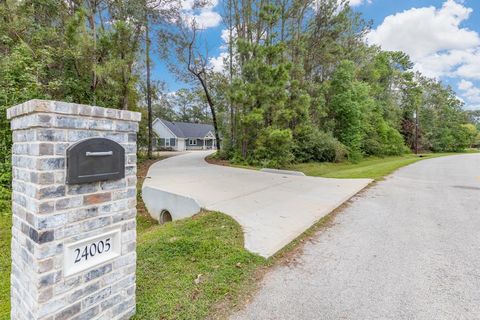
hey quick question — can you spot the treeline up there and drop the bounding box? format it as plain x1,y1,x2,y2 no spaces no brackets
208,0,478,167
152,88,212,124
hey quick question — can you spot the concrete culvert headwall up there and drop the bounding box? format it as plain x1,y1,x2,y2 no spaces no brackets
142,186,201,223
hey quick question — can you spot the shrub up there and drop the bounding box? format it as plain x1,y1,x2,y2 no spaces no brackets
362,109,408,157
0,187,10,215
381,126,409,155
0,161,11,215
363,123,407,156
461,124,478,148
430,125,472,152
254,128,294,168
315,132,348,163
475,132,480,148
293,125,348,163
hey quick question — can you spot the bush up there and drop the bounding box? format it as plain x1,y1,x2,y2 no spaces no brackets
0,161,11,215
461,124,478,148
293,126,348,163
475,132,480,148
362,112,407,157
381,126,409,155
363,124,407,156
254,128,294,168
0,186,10,215
430,125,472,152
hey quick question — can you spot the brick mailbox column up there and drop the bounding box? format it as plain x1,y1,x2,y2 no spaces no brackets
7,100,141,320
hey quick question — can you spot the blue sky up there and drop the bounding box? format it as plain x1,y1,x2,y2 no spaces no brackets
152,0,480,110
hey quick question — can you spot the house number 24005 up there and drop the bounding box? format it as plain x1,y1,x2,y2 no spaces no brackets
64,229,120,276
74,238,111,263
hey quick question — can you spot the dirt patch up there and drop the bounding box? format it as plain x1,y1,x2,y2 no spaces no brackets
205,155,231,167
137,156,169,220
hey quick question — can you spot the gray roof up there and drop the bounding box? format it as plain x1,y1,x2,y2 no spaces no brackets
158,119,215,139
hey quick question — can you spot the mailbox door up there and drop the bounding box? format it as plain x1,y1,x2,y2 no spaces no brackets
66,138,125,184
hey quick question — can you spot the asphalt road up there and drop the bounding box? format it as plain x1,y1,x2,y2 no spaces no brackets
231,154,480,320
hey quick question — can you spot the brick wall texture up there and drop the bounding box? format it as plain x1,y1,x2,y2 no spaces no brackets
7,100,141,320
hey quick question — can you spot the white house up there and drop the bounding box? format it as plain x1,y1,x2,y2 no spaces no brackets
152,118,217,151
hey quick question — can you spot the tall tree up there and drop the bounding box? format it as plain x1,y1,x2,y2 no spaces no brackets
170,22,222,150
145,14,153,158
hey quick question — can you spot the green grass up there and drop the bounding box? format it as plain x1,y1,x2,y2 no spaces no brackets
287,152,473,180
0,213,11,320
211,150,478,181
134,211,266,319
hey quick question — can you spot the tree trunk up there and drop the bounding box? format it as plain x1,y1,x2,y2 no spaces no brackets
229,0,235,148
415,107,419,155
88,0,97,104
145,17,153,159
197,77,221,150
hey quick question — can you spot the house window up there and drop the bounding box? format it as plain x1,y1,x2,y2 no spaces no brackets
189,139,197,145
165,139,170,147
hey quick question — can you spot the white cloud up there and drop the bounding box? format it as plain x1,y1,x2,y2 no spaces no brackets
180,0,195,10
413,49,480,79
367,0,480,109
208,28,238,73
458,80,480,104
182,0,222,29
220,28,231,44
459,79,473,91
348,0,371,7
209,51,229,72
367,0,480,60
148,0,221,28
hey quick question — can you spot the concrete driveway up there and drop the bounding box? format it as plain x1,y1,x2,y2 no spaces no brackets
143,151,371,257
231,153,480,319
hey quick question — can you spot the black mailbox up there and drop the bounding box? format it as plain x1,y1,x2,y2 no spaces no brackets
66,138,125,184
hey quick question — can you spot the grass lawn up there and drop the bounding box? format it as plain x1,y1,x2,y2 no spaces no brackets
287,152,477,180
208,151,478,181
0,214,10,320
135,213,265,319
